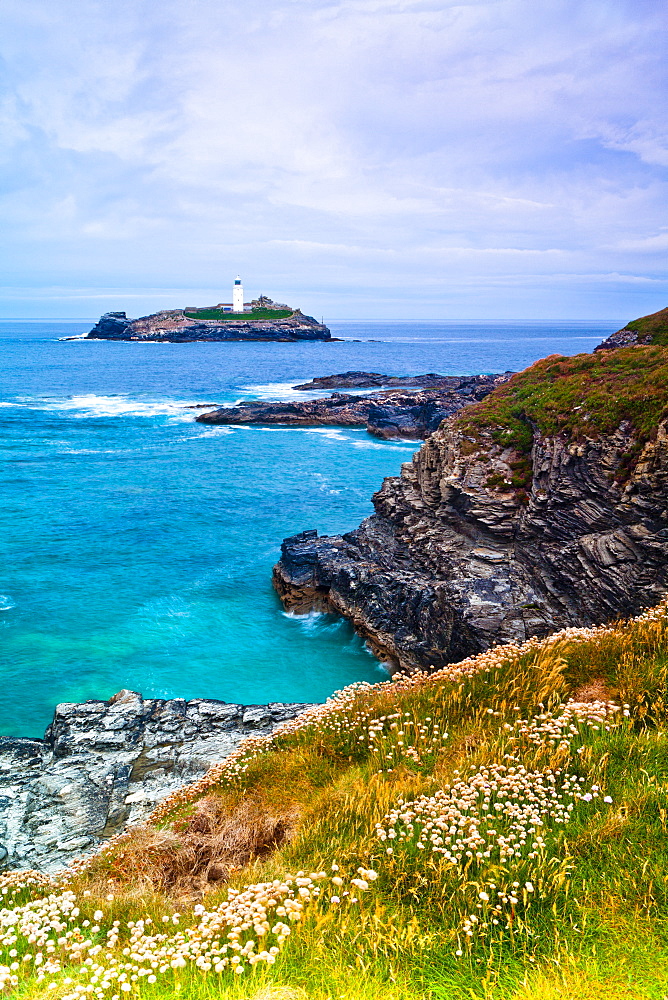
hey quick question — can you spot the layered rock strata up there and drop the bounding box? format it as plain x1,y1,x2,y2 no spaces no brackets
274,416,668,671
0,692,312,873
196,373,513,440
86,310,332,342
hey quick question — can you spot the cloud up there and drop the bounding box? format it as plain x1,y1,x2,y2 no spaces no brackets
0,0,666,317
613,231,668,252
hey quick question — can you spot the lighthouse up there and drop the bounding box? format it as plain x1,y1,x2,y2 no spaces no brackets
232,276,244,313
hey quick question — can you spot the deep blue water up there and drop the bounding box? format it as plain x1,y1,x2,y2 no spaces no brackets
0,318,619,736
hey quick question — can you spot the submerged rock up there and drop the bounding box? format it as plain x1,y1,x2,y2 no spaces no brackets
0,692,313,873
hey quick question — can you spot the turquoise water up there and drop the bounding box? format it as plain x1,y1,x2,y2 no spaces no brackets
0,319,619,736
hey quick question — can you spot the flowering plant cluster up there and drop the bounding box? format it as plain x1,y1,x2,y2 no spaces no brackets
358,712,449,773
0,866,377,996
374,699,621,951
377,763,596,864
505,698,627,756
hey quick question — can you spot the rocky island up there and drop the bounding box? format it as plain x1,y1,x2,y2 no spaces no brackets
274,308,668,670
196,372,514,439
86,296,332,343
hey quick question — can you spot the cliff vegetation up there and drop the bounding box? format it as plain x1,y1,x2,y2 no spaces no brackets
457,344,668,486
4,604,668,999
625,305,668,346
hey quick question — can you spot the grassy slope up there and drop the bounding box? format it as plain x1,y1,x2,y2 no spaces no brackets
4,607,668,1000
184,309,294,321
625,306,668,346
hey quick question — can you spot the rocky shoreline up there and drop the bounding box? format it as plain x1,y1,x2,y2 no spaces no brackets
273,314,668,670
0,692,313,873
196,372,514,440
274,419,668,670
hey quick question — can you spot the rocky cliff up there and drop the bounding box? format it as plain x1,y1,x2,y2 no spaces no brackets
86,309,332,342
274,331,668,671
0,692,312,873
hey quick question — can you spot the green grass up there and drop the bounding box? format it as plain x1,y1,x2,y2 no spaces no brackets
184,308,294,321
456,345,668,484
625,306,668,347
5,607,668,999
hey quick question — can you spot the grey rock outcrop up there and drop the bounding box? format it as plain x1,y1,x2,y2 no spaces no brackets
87,312,132,339
594,328,652,351
594,306,668,351
86,309,332,342
292,371,488,391
0,692,313,873
196,373,514,440
274,415,668,671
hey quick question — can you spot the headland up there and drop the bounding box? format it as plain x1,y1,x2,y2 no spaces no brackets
274,307,668,669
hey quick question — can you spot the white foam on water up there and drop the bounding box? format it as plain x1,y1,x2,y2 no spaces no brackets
12,394,202,421
302,427,349,441
227,426,347,437
52,427,235,456
350,439,419,451
282,609,329,633
190,427,235,437
256,426,301,433
240,381,377,402
0,595,15,611
169,427,235,442
232,425,407,449
240,381,304,400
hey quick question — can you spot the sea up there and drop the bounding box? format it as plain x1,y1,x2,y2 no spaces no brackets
0,318,620,736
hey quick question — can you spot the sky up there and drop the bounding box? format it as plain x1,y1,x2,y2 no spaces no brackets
1,0,667,320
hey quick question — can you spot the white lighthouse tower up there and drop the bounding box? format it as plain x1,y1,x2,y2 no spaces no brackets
232,275,244,313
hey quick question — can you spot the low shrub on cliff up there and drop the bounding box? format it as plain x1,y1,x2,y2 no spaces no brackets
4,607,668,998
